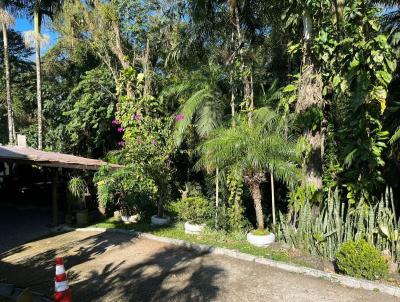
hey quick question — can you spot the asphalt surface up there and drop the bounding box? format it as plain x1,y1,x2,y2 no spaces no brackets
0,203,52,254
0,230,399,302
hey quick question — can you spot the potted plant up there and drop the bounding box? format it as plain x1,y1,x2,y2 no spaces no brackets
68,177,89,227
151,176,171,226
246,229,275,247
173,196,213,234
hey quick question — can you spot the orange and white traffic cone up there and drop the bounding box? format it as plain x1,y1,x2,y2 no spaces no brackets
54,257,73,302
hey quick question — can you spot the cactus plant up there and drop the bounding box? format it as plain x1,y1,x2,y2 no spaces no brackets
277,187,400,261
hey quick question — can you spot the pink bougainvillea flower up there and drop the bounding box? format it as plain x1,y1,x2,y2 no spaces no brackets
175,114,184,121
151,140,157,145
117,127,124,133
133,113,142,121
112,119,120,125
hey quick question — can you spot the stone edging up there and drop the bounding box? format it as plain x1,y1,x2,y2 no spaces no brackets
64,226,400,297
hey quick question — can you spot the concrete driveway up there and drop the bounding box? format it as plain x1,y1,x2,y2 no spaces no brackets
0,203,52,254
0,230,398,302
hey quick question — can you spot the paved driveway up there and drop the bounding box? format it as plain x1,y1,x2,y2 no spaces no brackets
0,203,52,254
0,230,398,302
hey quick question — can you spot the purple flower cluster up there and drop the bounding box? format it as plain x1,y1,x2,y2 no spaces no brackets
117,127,124,133
112,119,120,125
151,140,157,145
175,114,184,121
117,140,125,146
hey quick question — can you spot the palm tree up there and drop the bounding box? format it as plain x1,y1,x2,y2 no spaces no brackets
0,0,17,144
197,109,304,230
165,65,228,225
167,66,228,146
21,0,63,149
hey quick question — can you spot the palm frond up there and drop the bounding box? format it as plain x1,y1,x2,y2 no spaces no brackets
196,114,304,186
390,127,400,144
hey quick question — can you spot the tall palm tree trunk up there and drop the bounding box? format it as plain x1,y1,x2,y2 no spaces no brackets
0,2,15,144
34,2,43,149
245,173,266,230
248,179,264,230
297,9,324,189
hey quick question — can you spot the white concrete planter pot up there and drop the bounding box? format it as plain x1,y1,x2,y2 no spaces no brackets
121,215,131,224
151,215,170,226
184,222,205,234
114,210,122,221
129,214,141,224
247,232,275,247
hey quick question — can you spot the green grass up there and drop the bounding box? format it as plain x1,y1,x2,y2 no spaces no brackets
250,229,270,236
91,217,313,268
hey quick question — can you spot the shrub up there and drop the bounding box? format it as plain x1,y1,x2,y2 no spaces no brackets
94,164,157,216
171,196,213,225
335,239,388,280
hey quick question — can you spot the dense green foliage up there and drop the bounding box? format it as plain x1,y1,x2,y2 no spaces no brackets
94,165,157,216
171,196,214,225
336,239,389,280
2,0,400,279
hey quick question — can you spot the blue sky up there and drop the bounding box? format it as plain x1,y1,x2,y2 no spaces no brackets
14,17,58,59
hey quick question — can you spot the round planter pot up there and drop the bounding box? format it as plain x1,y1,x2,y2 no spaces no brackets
121,215,130,224
129,213,141,224
151,215,170,226
184,222,205,234
246,232,275,247
114,210,122,221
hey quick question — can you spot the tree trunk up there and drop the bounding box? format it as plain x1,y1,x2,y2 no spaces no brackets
297,9,324,189
157,183,166,218
1,20,15,144
143,38,151,99
1,2,15,145
34,3,43,149
248,179,264,230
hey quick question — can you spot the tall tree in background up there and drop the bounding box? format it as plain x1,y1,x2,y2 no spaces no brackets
22,0,63,149
0,0,16,144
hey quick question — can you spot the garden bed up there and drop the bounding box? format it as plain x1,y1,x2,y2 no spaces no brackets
92,218,339,272
90,217,400,289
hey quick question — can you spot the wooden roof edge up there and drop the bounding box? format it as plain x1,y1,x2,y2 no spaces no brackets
0,145,124,171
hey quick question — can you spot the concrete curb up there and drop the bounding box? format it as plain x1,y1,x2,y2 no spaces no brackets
65,226,400,297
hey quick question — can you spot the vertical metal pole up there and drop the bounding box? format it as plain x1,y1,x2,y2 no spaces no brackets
270,171,276,225
215,167,219,229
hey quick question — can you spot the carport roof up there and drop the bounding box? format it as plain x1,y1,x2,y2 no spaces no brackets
0,145,122,170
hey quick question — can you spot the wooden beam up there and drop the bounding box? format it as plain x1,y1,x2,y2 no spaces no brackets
52,169,59,226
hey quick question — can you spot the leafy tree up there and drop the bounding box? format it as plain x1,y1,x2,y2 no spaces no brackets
0,28,34,144
0,0,18,144
197,110,304,230
20,0,64,149
63,67,116,157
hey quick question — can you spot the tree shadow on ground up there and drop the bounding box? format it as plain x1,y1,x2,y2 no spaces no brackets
70,246,224,301
0,230,224,301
